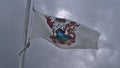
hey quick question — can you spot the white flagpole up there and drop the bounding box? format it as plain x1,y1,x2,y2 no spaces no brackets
18,0,31,68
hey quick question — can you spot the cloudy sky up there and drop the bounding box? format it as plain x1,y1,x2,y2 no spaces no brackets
0,0,120,68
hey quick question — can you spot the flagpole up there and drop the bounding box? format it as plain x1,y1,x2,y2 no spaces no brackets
18,0,31,68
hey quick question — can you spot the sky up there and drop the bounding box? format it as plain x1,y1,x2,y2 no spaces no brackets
0,0,120,68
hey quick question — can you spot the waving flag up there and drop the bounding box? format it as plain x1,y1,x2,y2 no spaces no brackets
31,9,100,49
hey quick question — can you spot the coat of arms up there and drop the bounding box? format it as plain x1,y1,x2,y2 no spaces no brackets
45,16,79,46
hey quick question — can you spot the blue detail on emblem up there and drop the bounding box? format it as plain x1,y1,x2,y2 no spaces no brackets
55,28,72,42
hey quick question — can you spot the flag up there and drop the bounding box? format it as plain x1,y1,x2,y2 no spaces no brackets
30,9,100,49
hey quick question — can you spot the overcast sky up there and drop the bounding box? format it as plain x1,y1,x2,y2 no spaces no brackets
0,0,120,68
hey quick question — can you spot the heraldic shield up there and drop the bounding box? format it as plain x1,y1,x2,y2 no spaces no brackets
46,15,80,46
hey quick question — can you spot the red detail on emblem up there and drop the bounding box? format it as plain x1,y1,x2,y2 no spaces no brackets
46,16,54,28
64,21,79,41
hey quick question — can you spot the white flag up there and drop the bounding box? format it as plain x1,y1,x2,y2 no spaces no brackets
31,10,100,49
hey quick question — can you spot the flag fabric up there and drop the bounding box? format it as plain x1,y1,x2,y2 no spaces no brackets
30,10,100,49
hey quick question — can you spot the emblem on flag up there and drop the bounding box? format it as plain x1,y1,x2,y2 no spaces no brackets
46,16,79,46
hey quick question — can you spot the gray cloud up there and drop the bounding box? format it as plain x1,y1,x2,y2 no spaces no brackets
0,0,120,68
0,0,26,68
